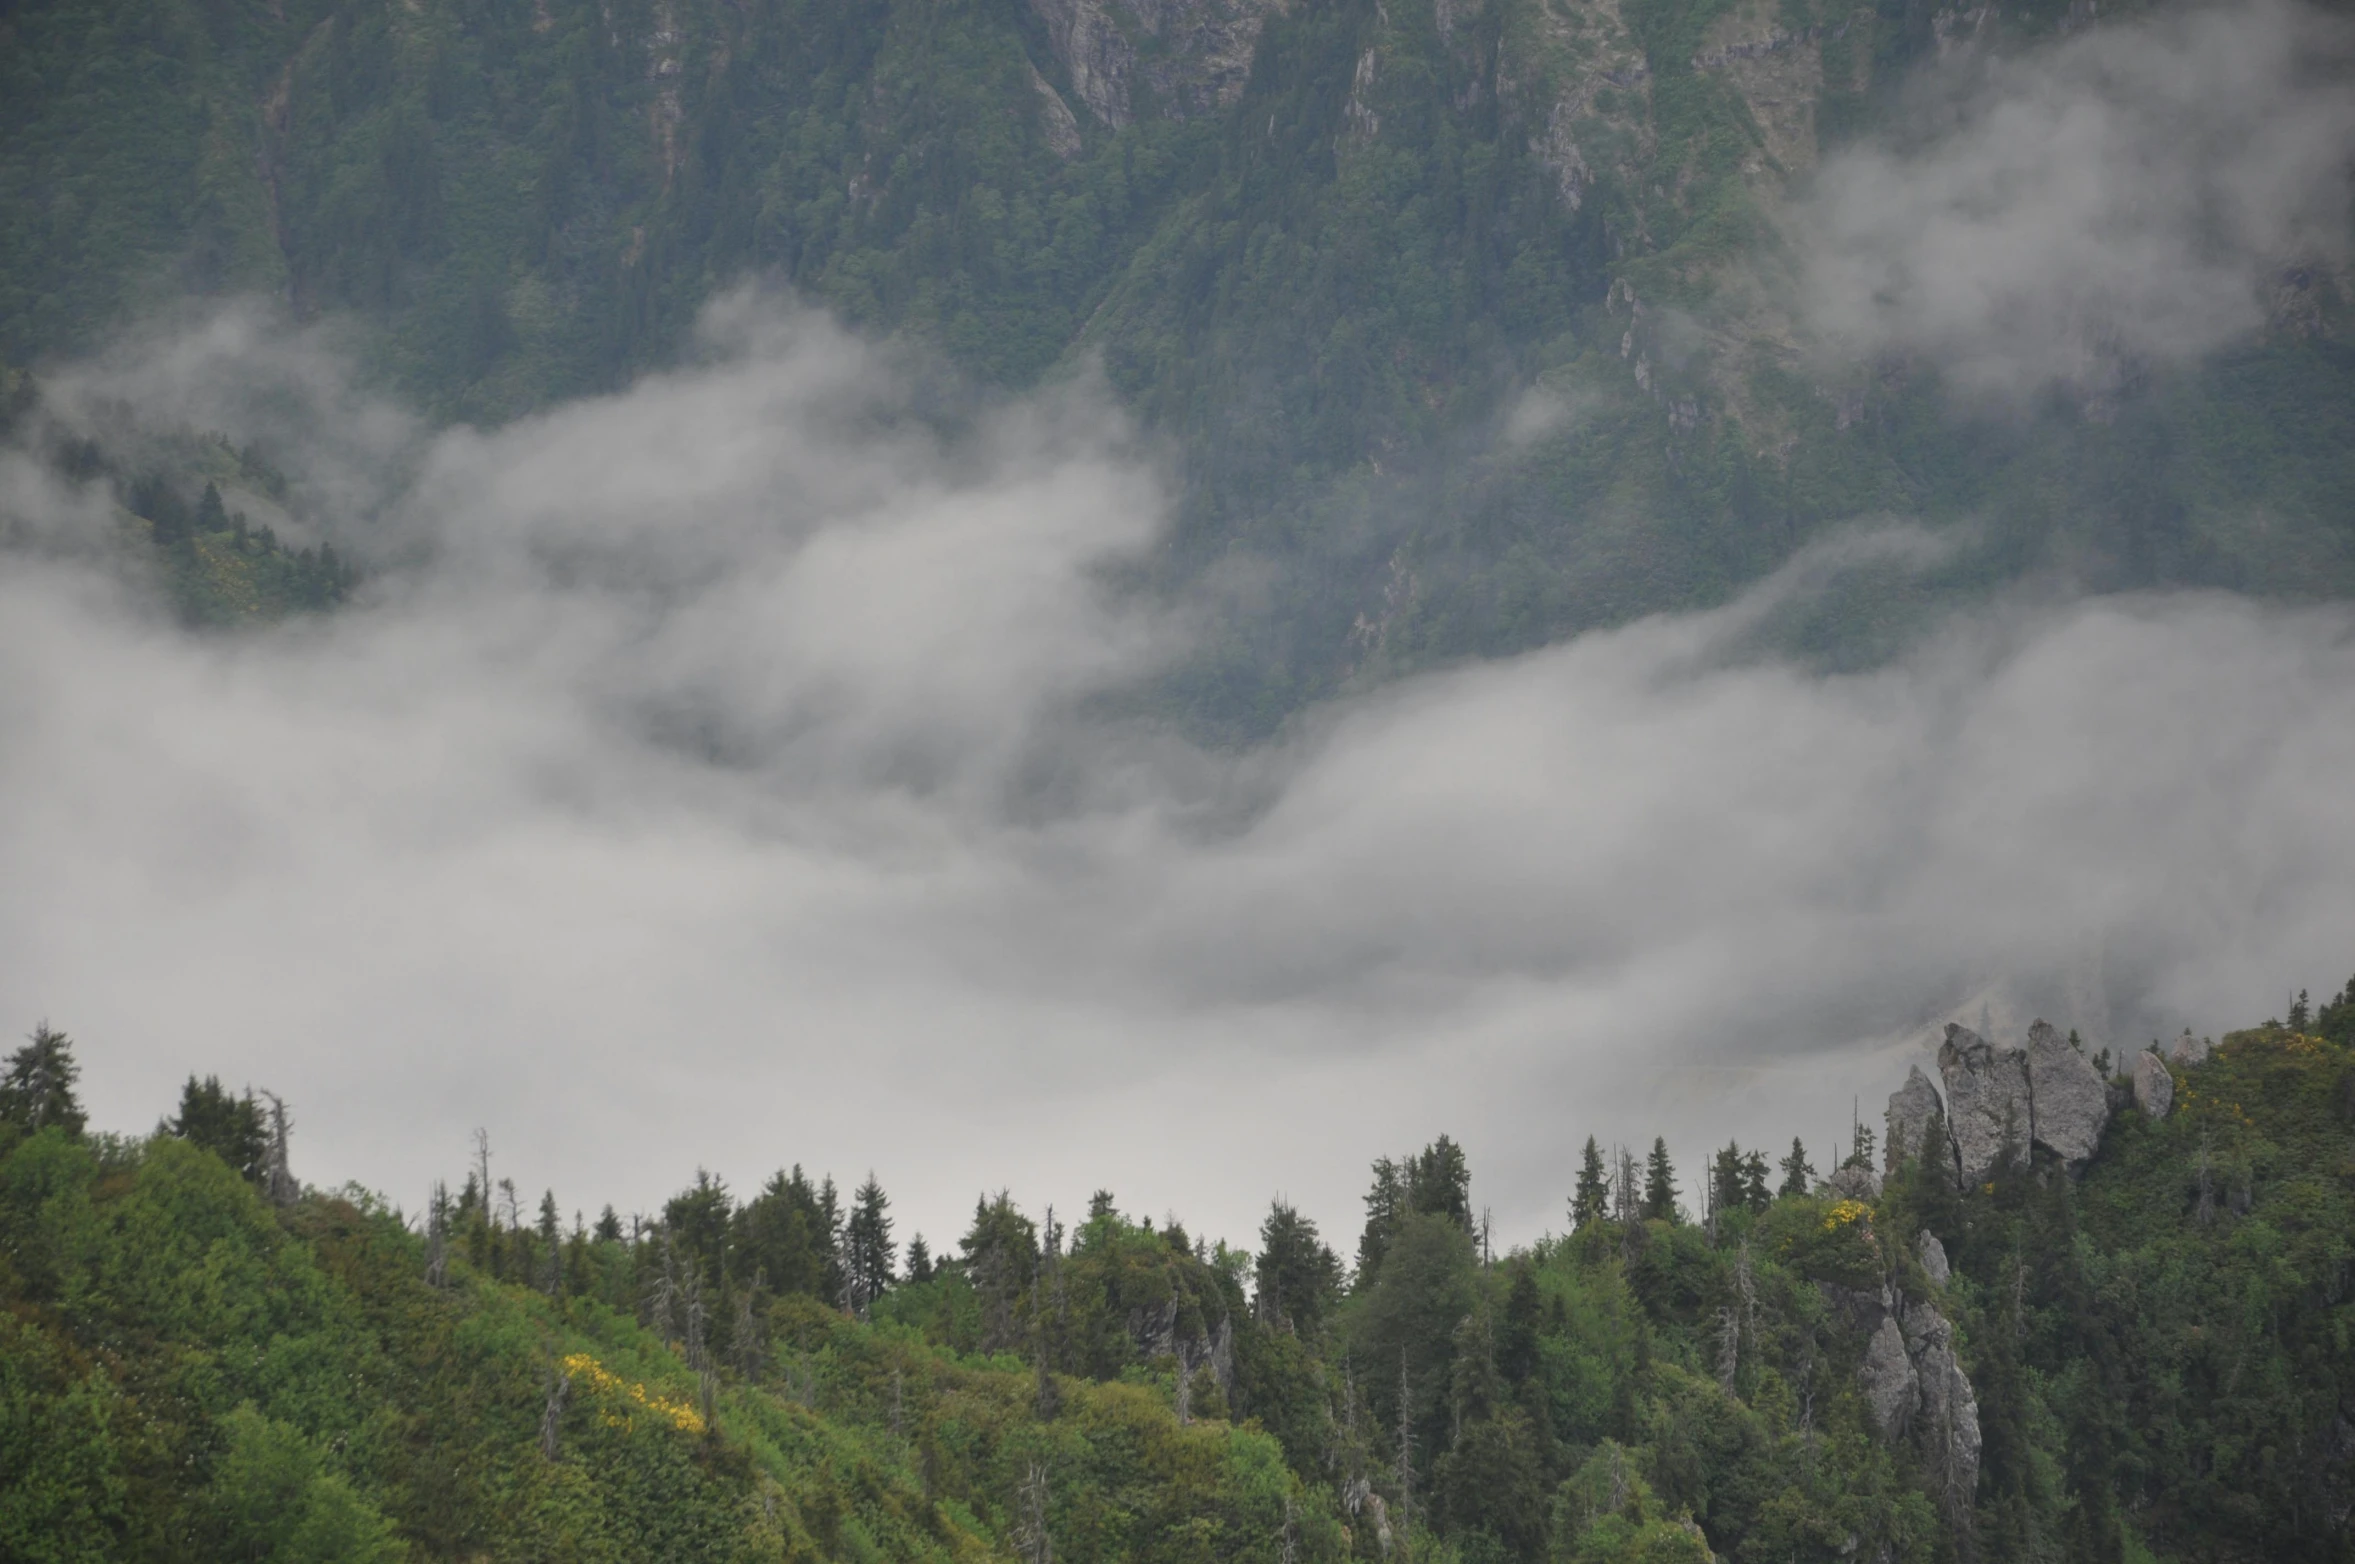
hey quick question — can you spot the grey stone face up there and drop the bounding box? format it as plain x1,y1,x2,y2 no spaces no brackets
1938,1023,2032,1184
1861,1315,1919,1438
2134,1050,2176,1119
2025,1019,2110,1165
1904,1306,1982,1519
1828,1163,1882,1202
1916,1228,1950,1288
1027,0,1285,127
2171,1032,2213,1067
1884,1065,1946,1175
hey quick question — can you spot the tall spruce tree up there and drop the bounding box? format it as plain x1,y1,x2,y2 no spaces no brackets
1358,1156,1405,1281
0,1024,85,1138
844,1173,895,1314
1740,1148,1771,1211
1777,1137,1816,1198
1255,1200,1342,1334
168,1074,267,1180
1708,1144,1745,1228
1570,1136,1611,1229
1642,1138,1680,1224
1405,1136,1472,1228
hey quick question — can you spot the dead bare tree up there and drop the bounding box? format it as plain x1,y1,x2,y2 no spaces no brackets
733,1285,762,1380
1395,1347,1415,1563
540,1368,570,1460
258,1092,297,1208
648,1229,682,1343
425,1181,449,1289
1013,1462,1053,1564
684,1264,708,1373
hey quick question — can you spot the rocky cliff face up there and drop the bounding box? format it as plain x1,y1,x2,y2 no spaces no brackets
1027,0,1287,127
1848,1270,1982,1525
1884,1064,1945,1175
1931,1018,2111,1181
2024,1018,2110,1164
1937,1023,2031,1184
2134,1049,2176,1118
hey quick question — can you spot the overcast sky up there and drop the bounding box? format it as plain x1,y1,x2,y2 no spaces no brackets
3,3,2353,1260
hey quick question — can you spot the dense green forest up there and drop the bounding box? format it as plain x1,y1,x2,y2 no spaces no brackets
5,978,2352,1562
3,0,2352,725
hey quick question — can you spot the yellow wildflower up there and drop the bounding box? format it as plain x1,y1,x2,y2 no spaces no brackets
562,1352,705,1435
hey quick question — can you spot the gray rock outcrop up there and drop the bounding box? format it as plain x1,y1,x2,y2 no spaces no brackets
1904,1304,1983,1520
1851,1288,1981,1520
1027,0,1284,126
2134,1050,2175,1119
1917,1229,1950,1288
1938,1024,2032,1184
2171,1032,2213,1068
1828,1163,1881,1202
1861,1316,1918,1437
1884,1065,1945,1175
2025,1019,2109,1165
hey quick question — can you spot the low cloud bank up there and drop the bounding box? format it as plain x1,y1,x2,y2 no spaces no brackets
1800,0,2355,398
4,300,2353,1252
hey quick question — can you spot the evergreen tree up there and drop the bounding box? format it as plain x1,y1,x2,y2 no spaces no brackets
904,1233,934,1284
844,1173,895,1313
2318,970,2355,1045
1406,1136,1472,1228
1497,1261,1541,1387
168,1074,266,1180
663,1169,734,1289
738,1166,832,1299
1707,1143,1744,1227
594,1205,623,1243
196,480,228,533
1570,1135,1610,1229
1641,1138,1679,1224
0,1024,85,1139
1357,1156,1405,1281
1086,1189,1118,1221
818,1173,847,1303
538,1191,562,1297
1739,1149,1771,1212
131,474,190,546
1777,1137,1815,1198
1254,1200,1342,1334
960,1192,1038,1351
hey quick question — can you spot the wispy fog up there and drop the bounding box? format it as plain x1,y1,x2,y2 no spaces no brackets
5,293,2350,1251
1800,0,2355,397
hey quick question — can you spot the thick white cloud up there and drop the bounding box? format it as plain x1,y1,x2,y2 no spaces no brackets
1800,0,2355,396
4,301,2353,1258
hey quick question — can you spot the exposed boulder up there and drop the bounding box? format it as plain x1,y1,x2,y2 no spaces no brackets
1938,1024,2031,1184
1851,1288,1981,1521
1884,1065,1945,1175
1904,1304,1983,1521
1026,0,1284,126
2025,1019,2109,1165
2171,1031,2213,1068
2134,1050,2175,1119
1916,1229,1950,1288
1829,1163,1881,1202
1861,1316,1919,1438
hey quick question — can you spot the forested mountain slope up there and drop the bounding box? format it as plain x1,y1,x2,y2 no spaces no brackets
4,980,2353,1562
4,0,2352,727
